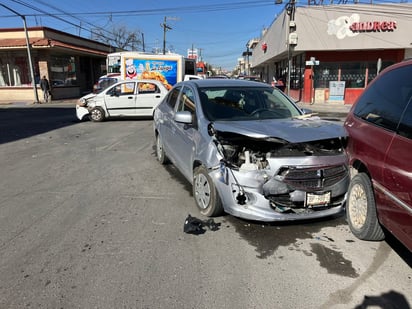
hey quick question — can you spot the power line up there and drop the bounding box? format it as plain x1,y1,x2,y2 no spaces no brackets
8,0,117,42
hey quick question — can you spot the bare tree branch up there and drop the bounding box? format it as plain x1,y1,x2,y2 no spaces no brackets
92,24,142,51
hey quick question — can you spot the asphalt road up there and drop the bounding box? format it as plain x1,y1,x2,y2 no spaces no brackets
0,105,411,309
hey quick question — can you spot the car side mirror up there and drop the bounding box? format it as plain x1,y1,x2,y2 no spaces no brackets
174,111,193,124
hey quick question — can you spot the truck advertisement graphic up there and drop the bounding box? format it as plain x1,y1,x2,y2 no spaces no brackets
124,58,178,90
106,52,197,91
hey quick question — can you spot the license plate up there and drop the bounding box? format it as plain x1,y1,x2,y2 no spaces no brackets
306,191,331,207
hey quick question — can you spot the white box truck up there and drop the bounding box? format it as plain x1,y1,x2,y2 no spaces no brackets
106,52,199,90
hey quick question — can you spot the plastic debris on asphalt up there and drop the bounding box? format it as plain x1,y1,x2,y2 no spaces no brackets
183,214,221,235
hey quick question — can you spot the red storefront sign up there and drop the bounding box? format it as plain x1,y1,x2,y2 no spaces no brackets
350,21,397,32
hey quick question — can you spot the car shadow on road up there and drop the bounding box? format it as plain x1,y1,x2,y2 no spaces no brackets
384,229,412,267
354,290,411,309
0,106,78,144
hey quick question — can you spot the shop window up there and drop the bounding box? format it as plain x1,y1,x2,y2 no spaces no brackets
0,52,31,86
314,63,340,88
290,54,304,89
50,56,77,86
274,54,305,90
314,61,395,89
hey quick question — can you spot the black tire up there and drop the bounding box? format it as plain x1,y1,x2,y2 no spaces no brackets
89,107,105,122
346,173,385,241
156,134,168,164
193,166,223,217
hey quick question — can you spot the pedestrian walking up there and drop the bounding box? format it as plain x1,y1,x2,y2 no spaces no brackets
40,75,51,103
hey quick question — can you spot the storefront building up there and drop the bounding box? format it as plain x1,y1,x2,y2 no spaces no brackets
250,3,412,105
0,27,113,102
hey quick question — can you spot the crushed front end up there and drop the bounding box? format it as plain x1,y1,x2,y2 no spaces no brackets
210,130,349,221
75,93,97,121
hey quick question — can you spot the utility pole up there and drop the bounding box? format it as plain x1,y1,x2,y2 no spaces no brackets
0,3,39,103
198,48,203,62
161,16,179,55
242,43,252,76
161,17,172,55
246,43,250,75
286,0,297,96
142,33,145,52
275,0,297,95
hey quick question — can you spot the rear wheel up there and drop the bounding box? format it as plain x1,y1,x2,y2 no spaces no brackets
346,173,385,241
89,107,105,122
193,166,223,217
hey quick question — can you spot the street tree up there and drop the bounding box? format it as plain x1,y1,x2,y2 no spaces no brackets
92,24,142,51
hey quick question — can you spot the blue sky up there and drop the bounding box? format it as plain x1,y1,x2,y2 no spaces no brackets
0,0,282,71
0,0,406,71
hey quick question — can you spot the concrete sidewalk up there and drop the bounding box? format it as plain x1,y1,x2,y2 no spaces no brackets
297,101,352,116
0,98,352,116
0,98,79,107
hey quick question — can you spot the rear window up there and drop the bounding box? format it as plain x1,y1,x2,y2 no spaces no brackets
353,64,412,132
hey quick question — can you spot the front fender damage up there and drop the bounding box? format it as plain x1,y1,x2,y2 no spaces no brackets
205,122,349,221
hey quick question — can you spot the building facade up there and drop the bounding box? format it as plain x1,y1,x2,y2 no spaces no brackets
250,3,412,104
0,27,113,102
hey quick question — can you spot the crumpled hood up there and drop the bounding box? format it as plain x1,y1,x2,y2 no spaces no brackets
79,92,97,102
212,117,347,143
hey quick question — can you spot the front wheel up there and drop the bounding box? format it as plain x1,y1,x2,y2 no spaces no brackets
346,173,385,241
89,107,105,122
193,166,223,217
156,134,168,164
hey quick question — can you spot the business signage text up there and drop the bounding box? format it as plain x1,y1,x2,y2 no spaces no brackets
350,21,397,33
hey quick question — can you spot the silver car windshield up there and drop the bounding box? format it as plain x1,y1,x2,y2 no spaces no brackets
199,87,302,121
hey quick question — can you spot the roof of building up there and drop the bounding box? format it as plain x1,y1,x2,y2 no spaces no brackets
0,26,113,56
0,38,109,56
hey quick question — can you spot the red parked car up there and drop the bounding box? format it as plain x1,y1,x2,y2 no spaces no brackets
344,59,412,252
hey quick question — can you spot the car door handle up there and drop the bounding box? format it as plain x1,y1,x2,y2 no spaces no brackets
128,96,133,99
155,95,161,98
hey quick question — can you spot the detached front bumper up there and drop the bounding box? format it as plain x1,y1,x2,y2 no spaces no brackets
211,158,349,222
76,105,89,121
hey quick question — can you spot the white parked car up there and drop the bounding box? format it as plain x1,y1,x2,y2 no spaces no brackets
76,79,169,122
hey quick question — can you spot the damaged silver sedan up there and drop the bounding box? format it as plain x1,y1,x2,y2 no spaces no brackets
153,79,349,221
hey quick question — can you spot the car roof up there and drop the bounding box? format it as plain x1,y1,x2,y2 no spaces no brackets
365,58,412,89
175,79,270,88
114,79,164,85
108,79,169,90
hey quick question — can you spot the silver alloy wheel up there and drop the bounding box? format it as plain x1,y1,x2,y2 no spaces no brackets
90,107,104,122
348,182,368,230
194,173,211,210
156,136,163,161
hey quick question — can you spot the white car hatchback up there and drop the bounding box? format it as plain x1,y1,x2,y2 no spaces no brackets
76,79,169,122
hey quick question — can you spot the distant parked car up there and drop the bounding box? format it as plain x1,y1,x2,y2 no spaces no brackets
207,75,229,79
153,79,349,221
238,75,261,82
52,79,65,87
344,59,412,252
76,79,168,122
93,73,121,93
184,74,204,81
